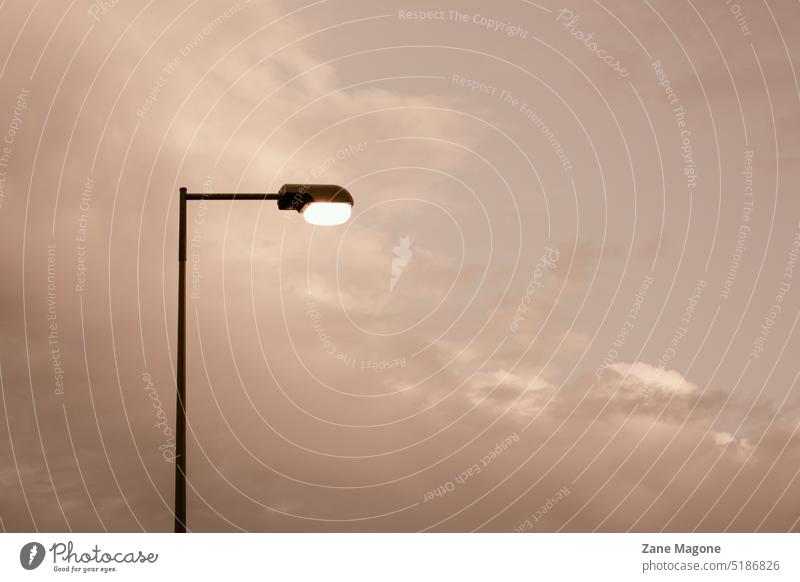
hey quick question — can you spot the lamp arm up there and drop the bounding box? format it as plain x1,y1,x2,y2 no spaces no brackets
183,193,282,200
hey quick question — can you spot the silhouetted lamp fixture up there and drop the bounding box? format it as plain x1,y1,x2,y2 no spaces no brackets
277,183,354,225
173,183,354,533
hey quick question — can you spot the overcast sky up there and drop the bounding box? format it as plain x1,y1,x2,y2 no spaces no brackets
1,0,799,532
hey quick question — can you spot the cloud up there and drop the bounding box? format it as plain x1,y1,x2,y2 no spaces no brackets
608,362,695,395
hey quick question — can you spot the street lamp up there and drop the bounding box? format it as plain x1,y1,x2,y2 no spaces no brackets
174,183,354,533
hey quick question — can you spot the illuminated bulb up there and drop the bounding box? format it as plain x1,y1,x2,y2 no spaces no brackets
302,202,352,226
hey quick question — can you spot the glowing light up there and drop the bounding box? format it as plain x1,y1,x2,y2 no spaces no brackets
302,202,352,226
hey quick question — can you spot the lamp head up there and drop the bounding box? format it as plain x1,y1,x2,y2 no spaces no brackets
277,184,354,225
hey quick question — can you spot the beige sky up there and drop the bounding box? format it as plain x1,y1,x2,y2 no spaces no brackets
0,0,799,532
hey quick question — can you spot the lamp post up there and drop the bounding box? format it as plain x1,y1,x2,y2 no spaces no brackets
174,183,354,533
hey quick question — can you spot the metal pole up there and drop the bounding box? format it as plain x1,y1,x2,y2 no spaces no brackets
173,189,281,533
175,187,187,533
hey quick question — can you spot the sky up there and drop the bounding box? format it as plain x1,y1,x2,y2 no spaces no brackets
0,0,799,532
